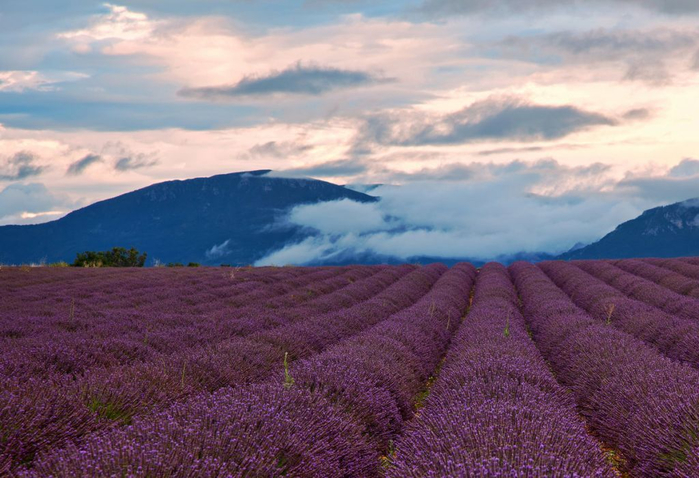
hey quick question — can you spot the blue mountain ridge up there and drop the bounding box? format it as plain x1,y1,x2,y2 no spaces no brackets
0,170,376,266
1,170,696,265
558,198,699,260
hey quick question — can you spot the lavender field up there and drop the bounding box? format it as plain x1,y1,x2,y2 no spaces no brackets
2,259,699,477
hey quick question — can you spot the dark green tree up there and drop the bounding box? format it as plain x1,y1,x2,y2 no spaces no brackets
73,247,147,267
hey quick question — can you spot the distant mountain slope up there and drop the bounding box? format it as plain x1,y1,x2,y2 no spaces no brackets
559,198,699,260
0,170,376,265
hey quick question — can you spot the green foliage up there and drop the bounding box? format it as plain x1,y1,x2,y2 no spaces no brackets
380,440,397,470
87,398,130,424
48,261,70,267
166,262,184,267
605,303,616,325
187,262,200,267
73,247,147,268
283,352,295,389
503,310,511,338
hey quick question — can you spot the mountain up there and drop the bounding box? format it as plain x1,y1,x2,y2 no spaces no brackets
0,170,376,266
559,198,699,260
6,171,696,266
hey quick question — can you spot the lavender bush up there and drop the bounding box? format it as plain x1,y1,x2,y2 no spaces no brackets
540,260,699,368
22,264,475,476
388,263,614,477
511,261,699,476
4,260,699,476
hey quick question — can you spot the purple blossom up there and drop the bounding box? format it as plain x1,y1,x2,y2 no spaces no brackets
388,263,614,477
511,261,699,476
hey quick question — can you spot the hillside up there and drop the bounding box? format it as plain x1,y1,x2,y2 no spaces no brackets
559,198,699,260
0,170,376,265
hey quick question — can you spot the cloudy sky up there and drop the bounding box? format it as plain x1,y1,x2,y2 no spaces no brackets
1,1,699,261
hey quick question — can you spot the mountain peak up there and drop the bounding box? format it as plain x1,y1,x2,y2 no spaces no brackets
0,170,375,265
559,197,699,260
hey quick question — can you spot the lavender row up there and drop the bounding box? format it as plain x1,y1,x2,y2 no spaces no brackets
3,265,442,473
540,261,699,368
646,258,699,281
205,266,355,310
388,263,613,477
23,263,473,477
0,265,413,471
0,266,302,345
285,263,475,448
0,266,382,380
0,264,342,348
575,260,699,322
63,266,396,377
0,265,350,340
0,263,304,293
0,265,347,346
613,259,699,299
0,265,306,324
0,266,401,472
9,265,406,390
511,261,699,476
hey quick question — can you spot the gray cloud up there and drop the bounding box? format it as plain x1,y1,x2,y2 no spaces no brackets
668,158,699,178
243,141,314,160
355,98,617,149
257,157,699,265
114,155,159,171
0,151,46,181
0,182,74,225
692,49,699,69
476,143,595,156
66,154,102,176
477,145,546,156
277,158,370,178
98,141,159,171
375,162,477,182
278,155,614,184
622,108,652,121
256,159,634,265
179,63,394,100
497,28,699,83
418,0,699,15
374,159,612,184
624,61,672,84
418,0,562,15
505,29,698,57
616,175,699,203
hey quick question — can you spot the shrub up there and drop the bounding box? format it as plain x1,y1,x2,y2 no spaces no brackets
73,247,147,267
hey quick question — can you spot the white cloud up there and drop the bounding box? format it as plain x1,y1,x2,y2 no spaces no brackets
287,199,388,235
0,71,87,92
205,239,232,259
54,6,464,99
256,158,697,265
0,183,74,225
58,4,155,42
